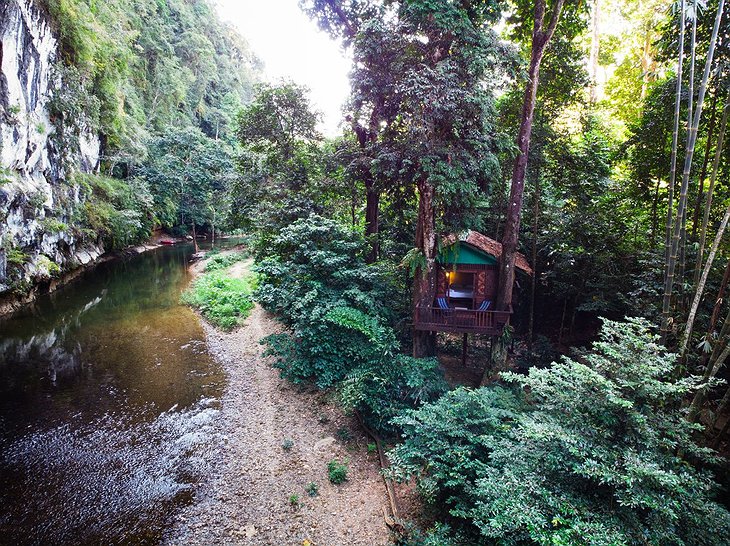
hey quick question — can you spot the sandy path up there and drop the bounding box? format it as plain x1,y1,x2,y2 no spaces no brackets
166,264,392,545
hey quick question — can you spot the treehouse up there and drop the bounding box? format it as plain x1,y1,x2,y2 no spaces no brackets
414,230,533,336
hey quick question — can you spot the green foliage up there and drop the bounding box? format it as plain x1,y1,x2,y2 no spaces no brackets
37,255,62,277
257,214,398,388
230,82,325,247
40,218,69,234
73,173,154,250
340,355,448,437
281,438,294,451
45,0,258,158
305,482,319,497
181,269,256,330
288,493,300,508
327,459,348,484
140,127,236,232
390,318,730,545
204,252,247,272
6,248,29,266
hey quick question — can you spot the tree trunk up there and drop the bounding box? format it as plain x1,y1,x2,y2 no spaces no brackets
192,222,199,254
688,304,730,422
528,159,541,349
709,259,730,334
651,177,661,245
365,180,380,263
412,177,437,358
690,85,720,241
687,339,730,422
682,202,730,357
497,0,565,313
661,0,725,343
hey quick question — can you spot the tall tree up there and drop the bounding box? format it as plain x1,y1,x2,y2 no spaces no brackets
496,0,566,314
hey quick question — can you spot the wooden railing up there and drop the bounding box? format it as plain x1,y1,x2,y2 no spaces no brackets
414,305,512,334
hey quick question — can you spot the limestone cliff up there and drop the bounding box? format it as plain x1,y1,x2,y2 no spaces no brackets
0,0,103,302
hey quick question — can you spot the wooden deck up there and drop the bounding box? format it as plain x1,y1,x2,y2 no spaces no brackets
414,305,511,335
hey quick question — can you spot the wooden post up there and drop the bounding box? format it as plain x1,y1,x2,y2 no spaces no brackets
462,333,468,367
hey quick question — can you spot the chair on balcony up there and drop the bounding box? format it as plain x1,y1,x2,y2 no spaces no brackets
477,300,491,311
436,297,454,325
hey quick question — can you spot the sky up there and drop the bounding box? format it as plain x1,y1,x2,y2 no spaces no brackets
213,0,351,136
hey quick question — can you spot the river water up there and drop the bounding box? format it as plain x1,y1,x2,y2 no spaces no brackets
0,244,227,545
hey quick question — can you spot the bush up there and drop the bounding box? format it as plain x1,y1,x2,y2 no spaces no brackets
74,174,154,251
340,355,448,437
181,270,256,330
204,252,247,272
327,459,348,484
257,214,398,388
390,318,730,545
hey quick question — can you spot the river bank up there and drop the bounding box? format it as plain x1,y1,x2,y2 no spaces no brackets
0,236,173,318
168,254,392,545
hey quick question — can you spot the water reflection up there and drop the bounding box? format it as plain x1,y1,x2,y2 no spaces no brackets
0,243,231,544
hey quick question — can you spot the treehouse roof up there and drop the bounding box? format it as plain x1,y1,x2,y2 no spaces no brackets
441,230,533,275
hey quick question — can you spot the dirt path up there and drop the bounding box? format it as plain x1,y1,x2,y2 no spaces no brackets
166,257,392,546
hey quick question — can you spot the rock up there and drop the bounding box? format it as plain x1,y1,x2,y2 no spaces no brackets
314,437,336,450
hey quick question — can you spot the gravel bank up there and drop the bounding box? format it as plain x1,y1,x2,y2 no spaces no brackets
165,301,392,546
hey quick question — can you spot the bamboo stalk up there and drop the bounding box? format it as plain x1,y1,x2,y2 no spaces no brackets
661,0,726,343
693,100,729,290
661,0,686,337
682,202,730,357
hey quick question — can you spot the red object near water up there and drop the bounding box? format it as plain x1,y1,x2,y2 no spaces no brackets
160,239,175,245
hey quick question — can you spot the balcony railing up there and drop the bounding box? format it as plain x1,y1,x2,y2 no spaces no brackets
414,304,512,335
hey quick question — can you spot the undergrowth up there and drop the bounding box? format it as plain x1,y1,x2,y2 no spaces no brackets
204,251,248,272
182,259,256,330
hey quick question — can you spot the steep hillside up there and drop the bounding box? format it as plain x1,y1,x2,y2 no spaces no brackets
0,0,258,310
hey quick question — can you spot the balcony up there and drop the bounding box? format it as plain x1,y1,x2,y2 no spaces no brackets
414,304,512,335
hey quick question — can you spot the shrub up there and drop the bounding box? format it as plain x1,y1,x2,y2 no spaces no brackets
204,252,247,272
327,459,348,484
390,318,730,545
257,214,398,388
40,217,68,234
340,355,448,438
305,482,319,497
74,174,154,250
181,271,256,330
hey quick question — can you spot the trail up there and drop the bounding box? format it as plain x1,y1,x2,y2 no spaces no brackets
166,258,391,545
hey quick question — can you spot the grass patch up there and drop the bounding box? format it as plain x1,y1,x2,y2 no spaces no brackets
182,267,256,330
204,252,247,272
327,459,349,484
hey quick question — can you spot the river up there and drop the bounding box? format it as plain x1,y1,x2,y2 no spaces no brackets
0,243,229,545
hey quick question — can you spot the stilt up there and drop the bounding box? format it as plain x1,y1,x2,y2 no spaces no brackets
461,333,468,367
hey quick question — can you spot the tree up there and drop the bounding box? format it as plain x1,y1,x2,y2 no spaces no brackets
497,0,566,317
661,0,726,342
232,82,325,253
141,127,235,235
391,318,730,544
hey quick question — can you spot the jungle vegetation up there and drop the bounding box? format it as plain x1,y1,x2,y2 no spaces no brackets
48,0,730,543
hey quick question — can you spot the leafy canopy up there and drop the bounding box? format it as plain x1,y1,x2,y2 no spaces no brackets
390,318,730,545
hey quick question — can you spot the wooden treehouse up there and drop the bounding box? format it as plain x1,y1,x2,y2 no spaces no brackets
414,230,533,337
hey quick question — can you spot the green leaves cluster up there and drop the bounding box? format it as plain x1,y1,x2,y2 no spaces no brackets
181,268,256,330
73,173,154,250
256,214,446,434
45,0,258,155
257,214,396,387
390,318,730,545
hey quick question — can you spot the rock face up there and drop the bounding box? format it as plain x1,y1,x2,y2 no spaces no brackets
0,0,102,300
